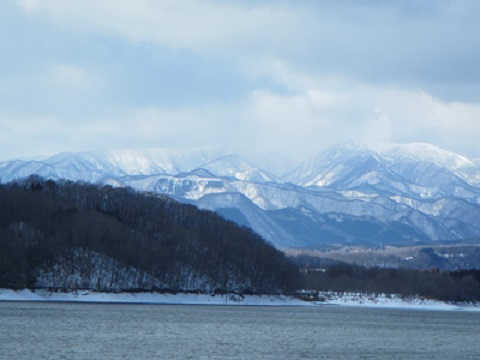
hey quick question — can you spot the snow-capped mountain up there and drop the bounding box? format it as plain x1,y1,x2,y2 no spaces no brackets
2,142,480,249
98,147,225,175
0,146,225,183
286,142,480,200
284,141,379,187
381,143,480,188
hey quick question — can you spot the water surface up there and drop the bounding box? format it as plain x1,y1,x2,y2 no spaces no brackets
1,302,479,359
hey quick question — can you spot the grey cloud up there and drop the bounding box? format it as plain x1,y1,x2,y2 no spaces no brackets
2,0,479,161
291,2,480,95
15,0,480,102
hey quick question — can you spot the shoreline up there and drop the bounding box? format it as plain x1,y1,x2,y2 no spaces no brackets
0,289,308,306
314,292,480,312
1,288,479,311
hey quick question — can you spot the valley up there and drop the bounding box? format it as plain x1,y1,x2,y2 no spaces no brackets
287,242,480,270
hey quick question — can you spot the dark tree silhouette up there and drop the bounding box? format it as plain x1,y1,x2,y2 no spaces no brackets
0,176,300,294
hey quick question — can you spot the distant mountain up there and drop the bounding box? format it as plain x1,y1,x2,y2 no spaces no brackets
381,143,480,191
287,142,480,193
96,147,225,175
0,146,225,183
2,142,480,249
285,141,381,187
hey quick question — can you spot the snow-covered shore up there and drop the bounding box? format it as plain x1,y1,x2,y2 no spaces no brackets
313,292,480,312
1,289,479,311
0,289,307,306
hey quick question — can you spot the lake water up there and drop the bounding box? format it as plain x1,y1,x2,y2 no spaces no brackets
1,302,479,359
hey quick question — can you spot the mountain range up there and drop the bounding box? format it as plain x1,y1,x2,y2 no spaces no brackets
2,142,480,249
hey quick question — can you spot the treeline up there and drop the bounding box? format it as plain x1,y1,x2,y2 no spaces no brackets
0,176,299,294
301,262,480,302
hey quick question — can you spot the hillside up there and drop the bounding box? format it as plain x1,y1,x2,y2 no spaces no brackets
0,176,299,294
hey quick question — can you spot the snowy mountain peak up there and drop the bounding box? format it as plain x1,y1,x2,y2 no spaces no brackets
380,143,480,186
285,141,381,186
282,141,480,193
382,143,476,170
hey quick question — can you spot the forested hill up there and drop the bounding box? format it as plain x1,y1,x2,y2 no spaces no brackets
0,176,299,294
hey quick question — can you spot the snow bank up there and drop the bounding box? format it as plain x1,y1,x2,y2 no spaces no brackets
0,289,45,301
315,292,480,312
0,289,307,306
1,289,479,311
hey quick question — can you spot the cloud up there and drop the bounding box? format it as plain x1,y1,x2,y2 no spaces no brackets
4,0,480,163
18,0,480,95
234,62,480,159
0,103,237,160
48,64,93,90
2,73,480,163
0,114,72,159
17,0,299,54
17,0,38,13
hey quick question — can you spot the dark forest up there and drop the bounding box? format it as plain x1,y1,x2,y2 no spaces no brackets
0,176,299,294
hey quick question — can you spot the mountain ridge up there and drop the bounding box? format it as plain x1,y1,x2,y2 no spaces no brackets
2,142,480,249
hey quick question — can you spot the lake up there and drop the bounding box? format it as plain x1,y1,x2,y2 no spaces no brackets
1,302,479,359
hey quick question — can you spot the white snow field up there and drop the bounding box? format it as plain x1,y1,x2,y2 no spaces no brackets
315,292,480,311
1,289,480,311
0,289,307,306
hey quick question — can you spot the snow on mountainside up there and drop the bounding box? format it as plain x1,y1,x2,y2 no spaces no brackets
201,155,279,183
381,143,480,186
382,143,476,170
284,141,378,187
0,158,116,184
99,147,225,175
0,146,225,183
1,142,480,248
286,141,480,201
287,141,480,188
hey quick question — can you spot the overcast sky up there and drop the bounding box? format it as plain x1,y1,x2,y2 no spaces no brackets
1,0,480,162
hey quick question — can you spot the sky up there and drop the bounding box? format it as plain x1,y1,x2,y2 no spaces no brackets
1,0,480,162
